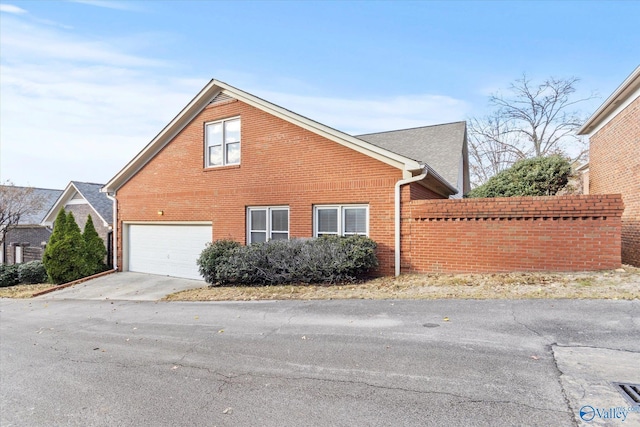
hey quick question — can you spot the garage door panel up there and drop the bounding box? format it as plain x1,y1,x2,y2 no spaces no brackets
128,224,211,280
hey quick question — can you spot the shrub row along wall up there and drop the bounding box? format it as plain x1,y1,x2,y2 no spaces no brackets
401,195,624,273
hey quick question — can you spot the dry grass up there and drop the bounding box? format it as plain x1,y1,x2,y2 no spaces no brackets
0,283,55,299
165,265,640,301
2,267,637,301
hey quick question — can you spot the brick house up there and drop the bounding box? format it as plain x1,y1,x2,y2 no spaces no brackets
103,80,469,279
578,66,640,266
42,181,114,267
0,187,63,265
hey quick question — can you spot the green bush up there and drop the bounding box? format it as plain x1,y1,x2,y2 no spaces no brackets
198,235,378,286
18,261,48,284
466,155,572,198
0,264,20,288
197,239,241,283
83,215,107,275
43,211,89,284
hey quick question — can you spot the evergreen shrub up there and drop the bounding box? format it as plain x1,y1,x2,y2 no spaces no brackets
197,235,378,286
83,215,107,275
0,264,20,288
18,261,48,284
43,211,89,284
197,239,241,283
466,155,572,198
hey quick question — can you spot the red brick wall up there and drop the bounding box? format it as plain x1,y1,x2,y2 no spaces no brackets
402,195,623,273
589,96,640,266
116,99,427,275
409,182,442,200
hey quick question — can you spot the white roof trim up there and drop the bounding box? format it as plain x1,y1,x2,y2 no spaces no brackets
42,182,109,227
103,79,433,193
578,65,640,136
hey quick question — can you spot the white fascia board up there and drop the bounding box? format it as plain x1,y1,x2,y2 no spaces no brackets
582,86,639,136
214,81,422,172
41,182,75,227
103,80,220,192
578,66,640,135
43,182,109,227
104,79,427,192
73,184,110,226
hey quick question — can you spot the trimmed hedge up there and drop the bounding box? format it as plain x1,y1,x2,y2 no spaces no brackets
197,235,378,286
197,239,241,284
0,261,49,287
466,155,572,198
0,264,20,288
18,261,48,284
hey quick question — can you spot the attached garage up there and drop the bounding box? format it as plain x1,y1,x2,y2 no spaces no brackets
125,223,212,280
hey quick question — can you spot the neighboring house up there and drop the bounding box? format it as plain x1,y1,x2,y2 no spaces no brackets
1,187,63,265
103,79,469,279
42,181,114,267
578,65,640,267
576,162,589,195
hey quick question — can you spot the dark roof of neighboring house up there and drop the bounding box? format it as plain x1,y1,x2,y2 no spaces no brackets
71,181,113,223
17,187,64,225
42,181,113,226
356,121,467,189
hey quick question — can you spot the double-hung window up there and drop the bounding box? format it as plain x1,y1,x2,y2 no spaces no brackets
314,205,368,237
205,117,240,167
247,207,289,244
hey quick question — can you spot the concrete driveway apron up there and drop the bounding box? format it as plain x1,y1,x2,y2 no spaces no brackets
35,272,205,301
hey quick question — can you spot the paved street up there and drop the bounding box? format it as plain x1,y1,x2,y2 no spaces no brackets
1,298,638,426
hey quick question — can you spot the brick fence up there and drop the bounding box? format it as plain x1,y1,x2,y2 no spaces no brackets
401,195,624,273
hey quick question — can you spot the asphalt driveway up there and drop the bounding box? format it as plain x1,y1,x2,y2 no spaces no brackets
2,298,638,426
35,272,206,301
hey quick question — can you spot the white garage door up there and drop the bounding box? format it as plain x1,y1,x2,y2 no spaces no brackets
128,224,212,280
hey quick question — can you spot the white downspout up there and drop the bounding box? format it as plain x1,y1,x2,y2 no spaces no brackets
105,191,118,270
394,170,428,277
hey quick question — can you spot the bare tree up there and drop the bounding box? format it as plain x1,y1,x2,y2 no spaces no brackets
468,113,522,187
0,181,47,245
469,75,593,187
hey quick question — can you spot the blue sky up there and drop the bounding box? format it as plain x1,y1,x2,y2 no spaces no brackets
1,0,638,189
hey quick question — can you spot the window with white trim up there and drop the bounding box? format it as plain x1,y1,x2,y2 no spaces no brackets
247,207,289,244
205,117,240,167
314,205,369,237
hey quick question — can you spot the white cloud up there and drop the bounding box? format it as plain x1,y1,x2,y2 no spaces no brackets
0,4,27,14
256,91,469,135
0,14,203,188
68,0,140,11
0,10,470,190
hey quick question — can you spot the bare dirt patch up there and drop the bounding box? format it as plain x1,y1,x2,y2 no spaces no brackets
0,284,55,299
165,265,640,301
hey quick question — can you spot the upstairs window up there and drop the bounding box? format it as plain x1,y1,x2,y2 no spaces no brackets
205,118,240,167
314,205,368,237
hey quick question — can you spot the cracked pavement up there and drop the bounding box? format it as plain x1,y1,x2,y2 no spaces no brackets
1,298,638,426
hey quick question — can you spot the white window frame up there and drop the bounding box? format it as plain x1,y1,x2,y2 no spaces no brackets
205,117,241,168
314,205,369,237
247,206,290,244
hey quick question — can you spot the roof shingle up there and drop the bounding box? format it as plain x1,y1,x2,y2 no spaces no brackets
356,121,467,190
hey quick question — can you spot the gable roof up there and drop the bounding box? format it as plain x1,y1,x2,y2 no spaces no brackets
1,187,64,225
357,121,467,191
103,79,459,196
42,181,113,227
578,65,640,136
